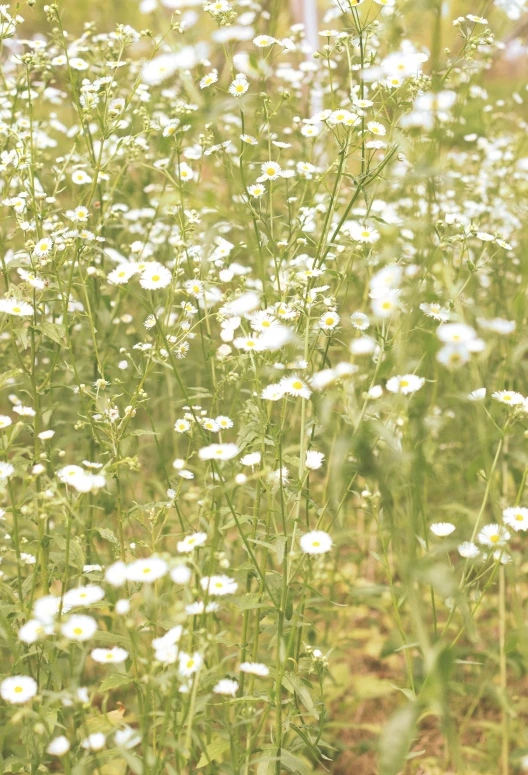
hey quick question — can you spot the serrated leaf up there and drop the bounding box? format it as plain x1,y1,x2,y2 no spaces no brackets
97,527,120,545
128,429,159,437
280,750,312,775
38,321,66,346
51,536,85,570
282,672,319,719
196,739,230,768
228,593,269,611
99,673,132,692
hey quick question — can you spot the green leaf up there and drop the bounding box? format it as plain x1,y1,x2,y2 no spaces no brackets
280,750,312,775
228,593,269,611
282,672,319,719
0,369,20,390
99,673,132,692
51,536,85,570
275,535,287,565
37,321,66,346
379,703,419,775
196,739,230,768
121,751,144,775
97,527,120,545
128,429,159,437
255,747,277,775
93,630,131,648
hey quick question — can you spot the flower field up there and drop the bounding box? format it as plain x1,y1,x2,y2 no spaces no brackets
1,0,528,773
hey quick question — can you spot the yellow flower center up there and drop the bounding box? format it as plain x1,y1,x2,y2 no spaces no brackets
490,535,500,543
292,381,303,390
152,275,160,282
14,686,23,693
73,627,83,635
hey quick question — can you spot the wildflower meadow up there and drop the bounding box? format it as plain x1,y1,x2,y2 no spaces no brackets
2,0,528,772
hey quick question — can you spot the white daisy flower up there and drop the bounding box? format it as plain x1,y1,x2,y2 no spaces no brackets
178,651,203,676
503,507,528,532
319,311,340,330
300,530,332,555
71,169,92,185
213,678,239,696
81,733,106,751
477,524,510,547
241,451,261,466
492,390,524,405
200,71,218,89
126,557,168,583
458,541,480,558
61,614,98,641
350,311,370,330
0,298,33,316
348,222,380,243
239,662,270,676
430,522,456,537
46,736,70,756
1,676,37,704
259,161,282,180
198,443,239,461
229,75,249,97
115,727,141,749
305,450,324,470
386,374,424,395
200,574,238,596
177,532,207,553
63,585,104,609
140,263,171,290
0,461,15,479
170,564,192,584
91,647,128,663
468,388,486,401
248,183,266,198
280,376,311,399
